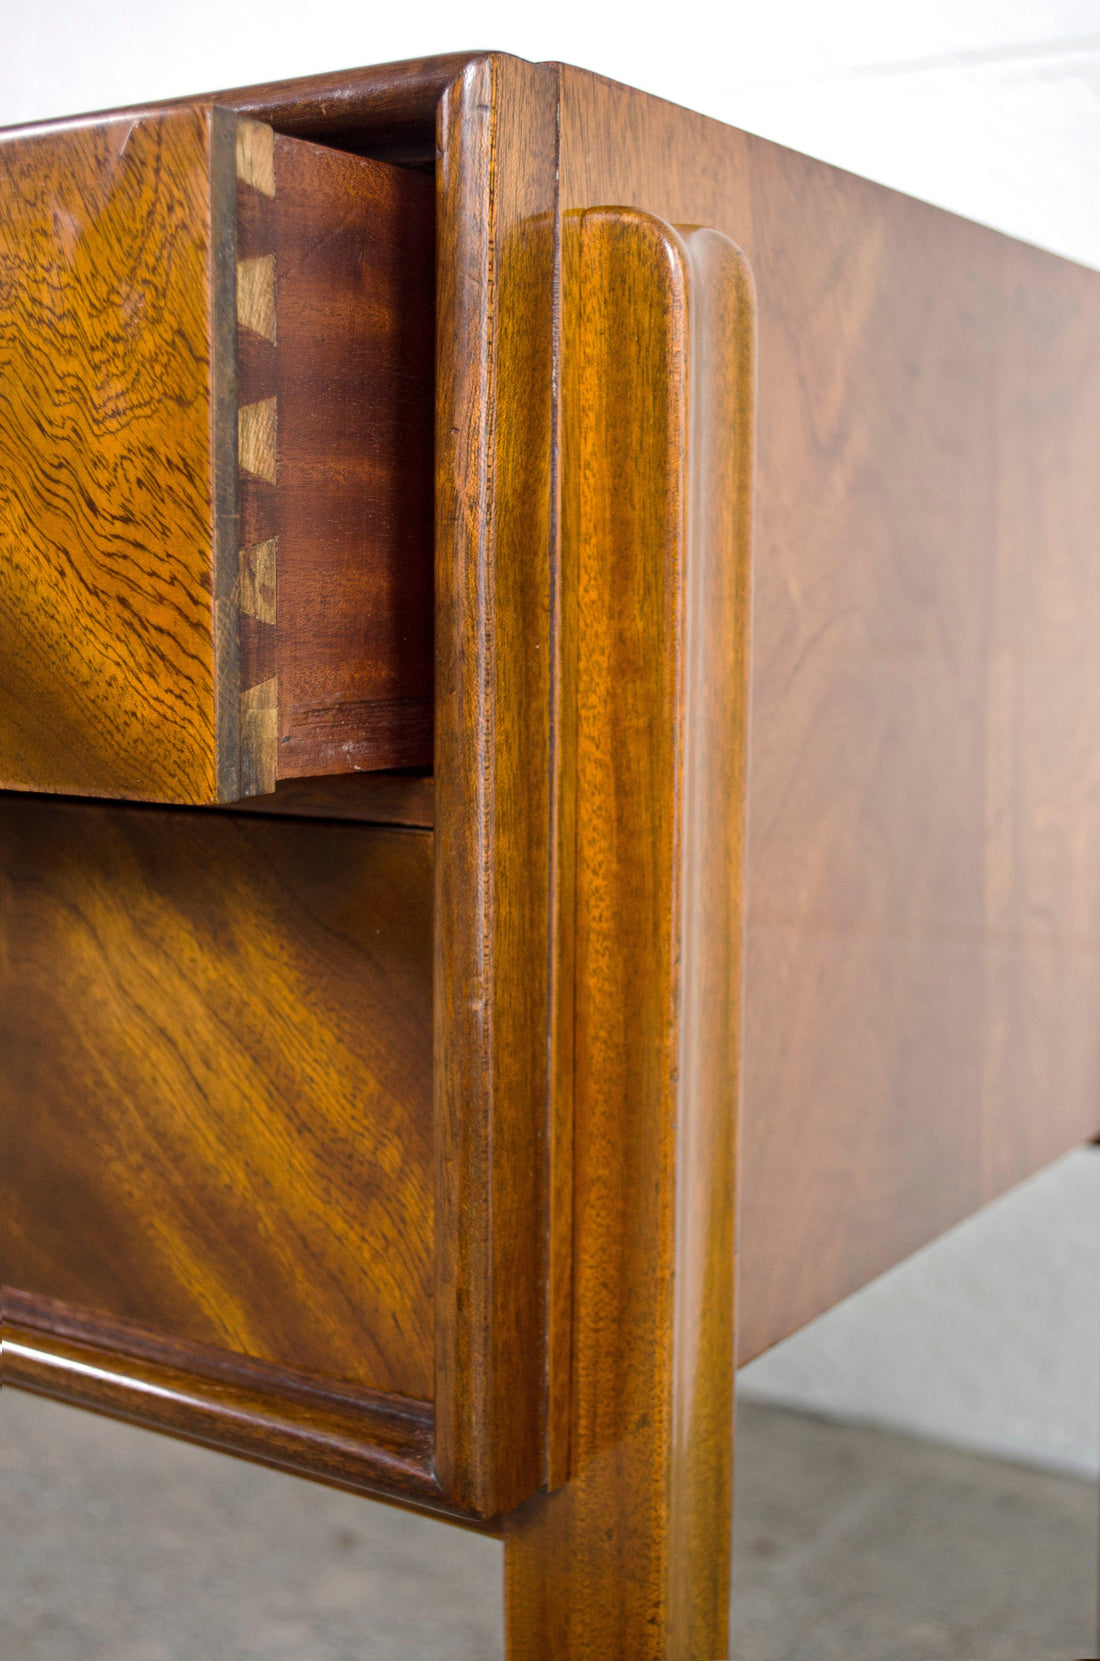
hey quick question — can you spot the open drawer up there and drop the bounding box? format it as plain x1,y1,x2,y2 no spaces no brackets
0,56,556,1532
0,107,434,804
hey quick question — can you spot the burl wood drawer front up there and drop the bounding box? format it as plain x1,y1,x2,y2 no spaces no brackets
0,796,434,1404
0,107,433,805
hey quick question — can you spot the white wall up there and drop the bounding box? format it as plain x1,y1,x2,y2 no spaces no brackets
5,0,1100,273
739,1148,1100,1478
4,0,1100,1474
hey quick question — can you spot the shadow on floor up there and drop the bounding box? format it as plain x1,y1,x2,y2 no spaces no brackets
733,1399,1098,1661
2,1388,1095,1658
1,1389,504,1661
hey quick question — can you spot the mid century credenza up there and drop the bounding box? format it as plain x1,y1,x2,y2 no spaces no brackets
3,50,1100,1659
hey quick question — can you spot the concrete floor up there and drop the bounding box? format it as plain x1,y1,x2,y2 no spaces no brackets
732,1401,1097,1661
0,1389,503,1661
2,1389,1095,1659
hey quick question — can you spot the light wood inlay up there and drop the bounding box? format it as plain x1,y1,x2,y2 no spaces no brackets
235,117,275,195
238,537,277,625
240,674,278,795
237,253,276,341
238,396,277,483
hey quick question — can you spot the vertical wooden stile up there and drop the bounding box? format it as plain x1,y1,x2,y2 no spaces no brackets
504,207,755,1661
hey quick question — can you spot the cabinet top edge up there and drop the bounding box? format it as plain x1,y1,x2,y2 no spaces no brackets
0,52,528,149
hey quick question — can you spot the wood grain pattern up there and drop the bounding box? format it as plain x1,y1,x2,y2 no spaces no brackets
0,106,434,806
238,535,277,624
0,108,226,804
214,771,434,826
235,116,274,195
10,63,1100,1632
0,796,435,1402
236,130,435,784
206,53,488,168
555,63,1100,1365
0,53,486,171
236,253,275,341
3,1289,459,1515
432,54,560,1518
0,772,434,827
238,396,277,481
239,674,277,794
1,51,559,1537
505,209,753,1660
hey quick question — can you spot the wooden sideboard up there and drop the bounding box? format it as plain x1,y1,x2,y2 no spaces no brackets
3,50,1100,1659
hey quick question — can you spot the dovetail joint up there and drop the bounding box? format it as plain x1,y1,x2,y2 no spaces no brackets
237,254,276,343
240,675,278,796
238,397,277,484
236,119,275,196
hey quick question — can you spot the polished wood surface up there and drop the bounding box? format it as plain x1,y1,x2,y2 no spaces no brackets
217,770,434,825
0,109,223,804
234,126,434,789
432,54,559,1517
505,208,753,1659
0,773,433,830
0,106,433,806
0,797,435,1401
188,52,484,168
0,51,556,1528
555,62,1100,1363
8,55,1100,1656
4,1288,457,1515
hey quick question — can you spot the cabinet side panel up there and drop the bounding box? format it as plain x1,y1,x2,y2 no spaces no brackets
0,110,220,803
557,66,1100,1360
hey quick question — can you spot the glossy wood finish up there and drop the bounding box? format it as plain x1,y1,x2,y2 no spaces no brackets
554,63,1100,1365
0,51,557,1528
0,106,433,806
0,797,435,1402
504,209,754,1660
4,1288,454,1515
0,773,433,831
433,55,559,1517
10,61,1100,1657
173,52,485,169
0,108,225,804
234,126,434,791
218,771,434,826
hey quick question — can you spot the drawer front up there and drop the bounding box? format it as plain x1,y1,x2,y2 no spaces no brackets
0,113,221,803
0,108,433,806
0,797,434,1403
2,52,559,1526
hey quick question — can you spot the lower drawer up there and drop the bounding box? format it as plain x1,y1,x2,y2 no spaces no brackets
0,797,435,1437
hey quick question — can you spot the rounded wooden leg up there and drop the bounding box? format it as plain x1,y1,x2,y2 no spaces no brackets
503,207,754,1660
